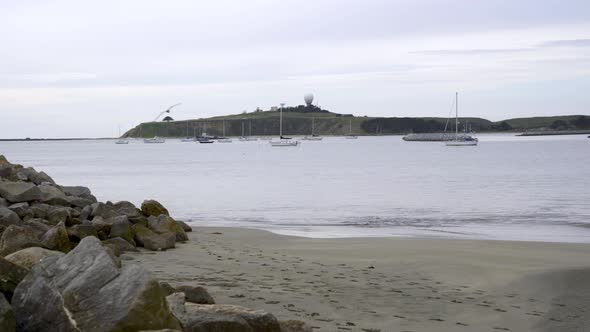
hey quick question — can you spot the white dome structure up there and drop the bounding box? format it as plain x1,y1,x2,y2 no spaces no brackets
304,93,314,106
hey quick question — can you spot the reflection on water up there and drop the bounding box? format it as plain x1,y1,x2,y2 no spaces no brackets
1,134,589,242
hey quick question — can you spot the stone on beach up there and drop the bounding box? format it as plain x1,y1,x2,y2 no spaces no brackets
141,199,170,217
0,181,42,203
148,215,188,242
4,247,64,270
12,236,181,332
68,223,99,242
0,293,15,332
0,225,42,256
144,233,176,251
46,206,71,225
37,184,69,206
110,218,135,245
175,285,216,304
41,222,71,253
279,320,314,332
0,256,29,302
103,237,139,256
0,207,20,227
176,220,193,232
7,202,32,220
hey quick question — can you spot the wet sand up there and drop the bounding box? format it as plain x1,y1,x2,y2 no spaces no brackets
125,227,590,331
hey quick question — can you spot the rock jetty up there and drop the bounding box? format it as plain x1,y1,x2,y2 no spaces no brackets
402,133,475,141
0,155,311,332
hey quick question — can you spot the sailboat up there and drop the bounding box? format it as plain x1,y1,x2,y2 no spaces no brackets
115,126,129,144
345,118,358,139
270,104,300,147
445,92,478,146
302,117,323,141
197,122,214,143
218,120,232,143
239,119,258,141
181,121,196,142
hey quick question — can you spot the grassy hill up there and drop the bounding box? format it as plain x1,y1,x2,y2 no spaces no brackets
123,108,590,138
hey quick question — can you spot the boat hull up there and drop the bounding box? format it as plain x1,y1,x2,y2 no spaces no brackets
269,140,300,147
445,140,478,146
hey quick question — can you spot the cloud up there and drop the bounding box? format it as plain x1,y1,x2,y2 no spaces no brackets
538,39,590,47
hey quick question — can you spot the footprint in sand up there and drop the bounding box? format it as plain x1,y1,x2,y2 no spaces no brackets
456,322,469,326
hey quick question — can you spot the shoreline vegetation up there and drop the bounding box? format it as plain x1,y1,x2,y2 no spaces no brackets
0,155,312,332
122,108,590,138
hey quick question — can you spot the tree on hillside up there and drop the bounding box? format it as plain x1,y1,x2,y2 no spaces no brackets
570,115,590,129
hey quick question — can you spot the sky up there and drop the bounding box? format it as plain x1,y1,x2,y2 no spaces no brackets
0,0,589,138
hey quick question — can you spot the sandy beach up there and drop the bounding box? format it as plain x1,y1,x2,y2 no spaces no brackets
124,227,590,332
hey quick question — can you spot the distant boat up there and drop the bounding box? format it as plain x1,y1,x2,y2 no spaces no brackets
218,120,232,143
181,121,196,142
144,136,165,144
345,118,358,139
270,104,300,147
197,138,214,144
239,119,258,141
115,126,129,144
302,117,323,141
445,92,478,146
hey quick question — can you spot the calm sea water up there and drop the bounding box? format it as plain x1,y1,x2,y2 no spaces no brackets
1,134,589,243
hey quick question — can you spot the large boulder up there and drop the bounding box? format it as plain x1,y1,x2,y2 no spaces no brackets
23,219,51,239
66,195,94,208
12,237,182,332
37,184,69,206
279,320,313,332
0,293,15,332
46,207,71,226
143,233,176,251
102,237,139,256
175,285,215,304
109,218,135,245
90,202,119,220
0,207,20,227
133,223,157,247
166,293,280,332
176,220,192,232
148,215,188,242
60,185,96,202
0,198,7,207
114,201,147,224
67,224,98,242
30,203,51,219
0,181,42,203
141,200,169,217
16,167,55,185
0,225,42,256
41,222,71,253
4,247,64,269
0,257,29,301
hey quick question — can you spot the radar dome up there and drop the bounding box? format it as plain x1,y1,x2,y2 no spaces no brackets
304,93,314,106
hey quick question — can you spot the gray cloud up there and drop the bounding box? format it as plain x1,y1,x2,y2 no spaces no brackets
538,39,590,47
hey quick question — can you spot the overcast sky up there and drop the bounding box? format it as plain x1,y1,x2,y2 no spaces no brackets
1,0,589,138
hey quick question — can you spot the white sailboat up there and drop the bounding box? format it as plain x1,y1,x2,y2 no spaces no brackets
115,126,129,144
302,117,323,141
445,92,478,146
239,119,258,141
218,120,232,143
181,121,196,142
345,118,358,139
270,104,300,147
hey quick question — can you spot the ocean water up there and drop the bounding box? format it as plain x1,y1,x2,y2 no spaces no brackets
1,134,589,243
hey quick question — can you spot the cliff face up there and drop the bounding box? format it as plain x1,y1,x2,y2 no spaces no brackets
123,112,590,138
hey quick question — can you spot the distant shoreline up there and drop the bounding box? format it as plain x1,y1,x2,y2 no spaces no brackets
0,138,113,142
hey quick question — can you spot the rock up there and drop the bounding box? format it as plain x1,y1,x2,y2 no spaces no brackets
30,203,51,219
67,224,98,242
141,199,169,217
133,223,157,247
12,236,182,332
38,184,70,206
0,181,42,203
17,167,55,185
102,237,139,255
23,219,51,239
167,293,280,332
175,285,215,304
138,330,182,332
41,222,71,253
59,185,95,201
148,215,188,242
0,198,7,207
4,247,64,269
0,225,42,256
0,293,15,332
0,256,29,301
80,204,93,220
7,202,32,220
66,195,94,208
46,207,71,225
159,282,177,296
114,201,147,224
0,207,20,227
143,233,176,251
109,217,135,245
279,320,314,332
176,220,192,232
90,202,119,219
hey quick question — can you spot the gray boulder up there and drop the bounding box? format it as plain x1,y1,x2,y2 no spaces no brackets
90,202,119,219
60,185,95,201
4,247,64,269
175,285,215,304
148,215,188,242
0,181,42,203
114,201,147,224
0,207,20,227
38,184,69,206
12,236,182,332
133,223,157,247
30,203,51,219
109,217,135,245
16,167,55,185
102,237,139,256
0,256,29,301
0,198,7,207
176,220,192,232
67,224,98,242
143,233,176,251
7,202,32,220
141,199,169,217
66,195,94,208
0,225,42,256
0,293,15,332
166,293,280,332
80,204,93,220
41,222,71,253
23,219,51,239
46,207,71,225
279,320,314,332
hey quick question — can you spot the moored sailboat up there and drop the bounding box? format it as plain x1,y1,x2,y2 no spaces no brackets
270,104,300,147
445,92,478,146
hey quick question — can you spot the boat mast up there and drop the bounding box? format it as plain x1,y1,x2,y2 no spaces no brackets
241,121,245,137
312,117,315,135
249,119,252,137
349,118,352,135
279,103,285,138
186,121,189,137
222,120,226,137
455,92,459,140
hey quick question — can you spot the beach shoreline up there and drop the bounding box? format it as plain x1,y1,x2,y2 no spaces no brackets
126,227,590,331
